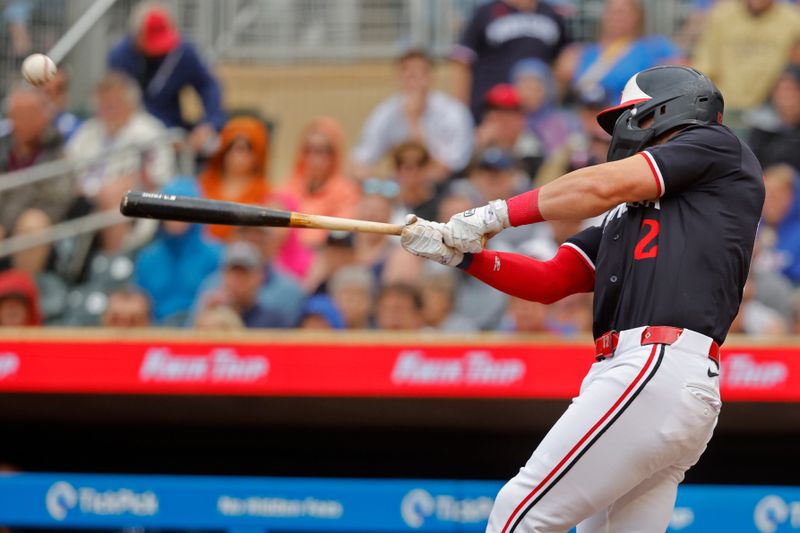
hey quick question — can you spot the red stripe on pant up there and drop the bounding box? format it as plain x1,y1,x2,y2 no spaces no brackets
500,345,659,533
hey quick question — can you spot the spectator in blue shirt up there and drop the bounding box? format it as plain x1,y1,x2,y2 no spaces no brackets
108,2,226,154
190,228,306,328
558,0,682,102
133,178,222,325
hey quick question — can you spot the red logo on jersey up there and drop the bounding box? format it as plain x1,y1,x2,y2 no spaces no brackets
634,219,660,260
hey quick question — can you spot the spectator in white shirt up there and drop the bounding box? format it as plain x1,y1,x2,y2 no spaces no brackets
66,72,176,198
351,49,474,182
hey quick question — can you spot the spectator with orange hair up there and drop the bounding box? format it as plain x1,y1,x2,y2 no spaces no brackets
199,116,270,240
279,117,361,249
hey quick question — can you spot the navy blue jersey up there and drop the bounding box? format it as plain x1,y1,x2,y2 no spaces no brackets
452,0,570,120
567,124,765,344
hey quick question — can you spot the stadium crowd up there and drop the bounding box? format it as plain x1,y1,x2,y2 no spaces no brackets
0,0,799,337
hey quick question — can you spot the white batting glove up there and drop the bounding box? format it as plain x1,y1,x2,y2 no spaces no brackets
401,214,464,267
443,199,510,253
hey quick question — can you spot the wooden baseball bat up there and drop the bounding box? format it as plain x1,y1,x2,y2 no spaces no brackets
120,191,404,235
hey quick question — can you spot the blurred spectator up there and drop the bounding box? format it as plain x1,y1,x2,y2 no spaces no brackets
747,66,800,170
108,1,226,153
512,59,582,163
354,187,398,278
693,0,800,120
468,147,526,206
199,116,270,240
134,179,222,325
571,87,613,169
195,242,291,328
558,0,682,102
66,72,176,197
500,297,548,333
0,269,41,327
375,282,423,330
279,117,361,248
420,272,477,332
328,265,375,329
3,1,32,59
0,84,69,234
193,229,305,326
452,0,570,121
42,68,81,142
101,286,151,328
760,164,800,284
351,49,473,181
193,305,244,330
729,278,789,335
298,294,345,329
545,293,593,336
303,231,357,295
389,141,445,224
474,84,541,178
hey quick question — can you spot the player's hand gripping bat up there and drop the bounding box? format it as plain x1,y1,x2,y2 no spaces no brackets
120,191,404,235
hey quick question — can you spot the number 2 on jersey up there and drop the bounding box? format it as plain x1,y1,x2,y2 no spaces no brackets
634,219,660,260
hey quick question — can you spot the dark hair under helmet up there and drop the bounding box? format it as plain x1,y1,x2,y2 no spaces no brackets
597,66,724,162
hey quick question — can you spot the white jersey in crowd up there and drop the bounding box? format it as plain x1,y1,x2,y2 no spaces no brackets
352,90,474,172
66,111,176,197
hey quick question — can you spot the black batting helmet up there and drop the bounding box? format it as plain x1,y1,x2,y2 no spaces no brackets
597,66,724,162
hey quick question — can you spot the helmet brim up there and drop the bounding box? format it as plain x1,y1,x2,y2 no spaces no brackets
596,98,650,135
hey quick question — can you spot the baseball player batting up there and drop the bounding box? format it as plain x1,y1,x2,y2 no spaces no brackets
401,65,764,532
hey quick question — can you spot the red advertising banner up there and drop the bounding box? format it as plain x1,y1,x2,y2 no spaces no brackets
0,336,797,401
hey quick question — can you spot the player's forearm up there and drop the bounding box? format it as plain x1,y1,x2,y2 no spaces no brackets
507,154,659,226
460,247,594,304
539,166,627,220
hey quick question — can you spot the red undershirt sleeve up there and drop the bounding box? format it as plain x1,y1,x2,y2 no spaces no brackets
461,245,595,304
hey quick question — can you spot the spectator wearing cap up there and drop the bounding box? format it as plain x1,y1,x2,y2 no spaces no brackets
0,270,41,327
693,0,800,120
557,0,682,104
194,242,291,328
512,59,582,163
351,49,473,181
134,178,222,325
280,117,361,249
747,66,800,171
452,0,570,121
298,294,345,329
108,1,227,154
389,141,445,225
474,84,542,179
193,225,306,325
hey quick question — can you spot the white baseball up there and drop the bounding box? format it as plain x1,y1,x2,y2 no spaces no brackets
21,54,57,87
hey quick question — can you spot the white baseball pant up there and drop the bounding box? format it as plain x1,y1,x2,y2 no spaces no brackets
487,326,721,533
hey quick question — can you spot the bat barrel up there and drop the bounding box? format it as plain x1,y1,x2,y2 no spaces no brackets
120,191,291,227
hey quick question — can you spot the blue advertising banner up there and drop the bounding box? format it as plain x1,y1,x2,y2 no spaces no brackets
0,474,797,532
